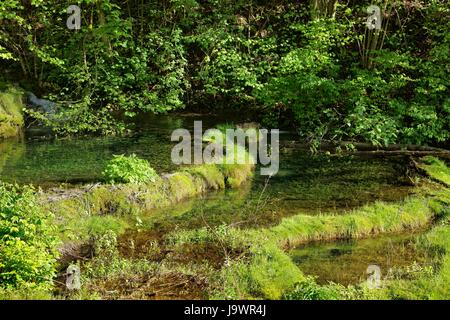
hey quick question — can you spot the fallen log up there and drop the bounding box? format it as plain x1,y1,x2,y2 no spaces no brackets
280,140,450,157
331,150,450,159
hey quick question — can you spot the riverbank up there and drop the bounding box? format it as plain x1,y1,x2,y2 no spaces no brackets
51,156,450,300
46,160,254,243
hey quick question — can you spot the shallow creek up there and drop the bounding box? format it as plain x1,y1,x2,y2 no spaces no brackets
290,231,435,286
0,113,429,286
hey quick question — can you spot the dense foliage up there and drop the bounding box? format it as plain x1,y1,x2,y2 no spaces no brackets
102,154,158,183
0,183,58,290
0,0,449,146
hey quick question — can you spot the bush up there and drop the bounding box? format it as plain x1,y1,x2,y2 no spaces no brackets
102,154,158,184
0,184,59,290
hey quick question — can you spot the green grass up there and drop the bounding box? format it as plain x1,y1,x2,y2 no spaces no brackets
419,156,450,186
51,155,450,300
267,197,440,247
47,160,254,242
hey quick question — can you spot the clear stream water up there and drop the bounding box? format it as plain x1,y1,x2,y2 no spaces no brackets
0,113,432,284
290,231,434,286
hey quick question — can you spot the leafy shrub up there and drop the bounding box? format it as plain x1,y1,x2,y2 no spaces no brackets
102,154,158,184
0,184,59,290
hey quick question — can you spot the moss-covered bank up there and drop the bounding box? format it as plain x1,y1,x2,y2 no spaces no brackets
45,162,254,242
0,87,24,139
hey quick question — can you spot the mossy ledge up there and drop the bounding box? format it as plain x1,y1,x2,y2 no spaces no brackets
0,86,24,139
45,162,254,241
266,192,449,248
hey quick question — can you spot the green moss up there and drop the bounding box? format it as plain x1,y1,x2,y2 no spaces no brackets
88,186,137,216
167,172,202,201
268,196,438,247
138,179,172,209
219,163,254,188
0,87,24,139
47,161,254,242
185,165,225,190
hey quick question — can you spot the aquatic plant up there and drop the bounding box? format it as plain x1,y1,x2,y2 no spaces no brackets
102,154,158,184
419,157,450,186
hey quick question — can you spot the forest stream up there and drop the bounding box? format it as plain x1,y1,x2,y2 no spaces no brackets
1,113,439,299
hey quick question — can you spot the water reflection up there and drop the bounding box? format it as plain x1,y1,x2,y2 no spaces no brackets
290,232,434,286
